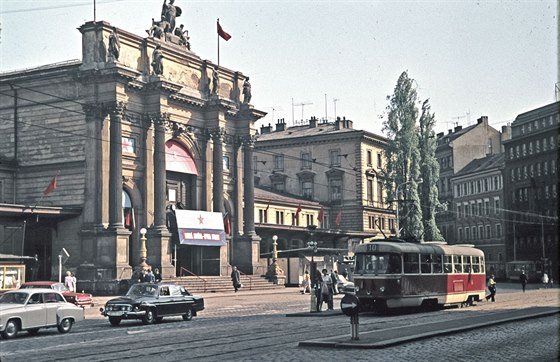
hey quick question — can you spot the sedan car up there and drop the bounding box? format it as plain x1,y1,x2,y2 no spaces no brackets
20,281,94,307
100,282,204,326
0,288,84,339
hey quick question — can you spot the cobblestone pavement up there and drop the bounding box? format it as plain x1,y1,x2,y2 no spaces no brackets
1,283,558,362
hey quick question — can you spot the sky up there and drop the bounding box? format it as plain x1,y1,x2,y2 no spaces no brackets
1,0,557,136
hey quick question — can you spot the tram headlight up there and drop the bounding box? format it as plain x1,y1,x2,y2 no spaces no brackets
379,286,385,293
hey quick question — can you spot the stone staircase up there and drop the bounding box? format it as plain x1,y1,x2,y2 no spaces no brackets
163,275,285,294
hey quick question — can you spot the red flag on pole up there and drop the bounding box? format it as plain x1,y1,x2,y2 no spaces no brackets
217,21,231,41
43,175,57,196
335,210,342,226
293,204,302,225
223,212,231,235
317,207,324,225
265,201,270,212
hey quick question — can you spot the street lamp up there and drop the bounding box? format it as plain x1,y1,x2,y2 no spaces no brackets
138,227,149,270
272,235,278,261
306,225,319,312
395,178,422,237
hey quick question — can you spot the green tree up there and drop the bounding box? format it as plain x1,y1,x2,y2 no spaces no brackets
382,71,423,240
418,99,444,241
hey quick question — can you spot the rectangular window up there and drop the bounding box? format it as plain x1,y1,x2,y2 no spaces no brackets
432,254,443,273
329,149,341,167
420,254,431,274
377,153,382,168
377,182,383,204
274,155,284,170
223,155,230,170
443,255,453,273
301,152,312,169
367,179,374,202
302,181,313,198
329,178,342,201
486,225,491,239
258,209,268,223
496,224,502,237
367,150,372,166
275,211,284,225
453,255,462,273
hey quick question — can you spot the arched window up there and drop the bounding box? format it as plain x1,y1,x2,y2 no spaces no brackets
123,190,135,231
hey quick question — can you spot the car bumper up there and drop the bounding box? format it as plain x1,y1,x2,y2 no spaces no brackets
101,310,146,319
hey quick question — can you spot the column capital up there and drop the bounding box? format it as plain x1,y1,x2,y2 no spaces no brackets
107,101,127,117
209,127,226,141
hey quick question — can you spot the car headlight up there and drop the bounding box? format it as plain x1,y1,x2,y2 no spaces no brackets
379,286,385,292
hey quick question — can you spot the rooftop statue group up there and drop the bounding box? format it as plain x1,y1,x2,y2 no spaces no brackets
146,0,190,50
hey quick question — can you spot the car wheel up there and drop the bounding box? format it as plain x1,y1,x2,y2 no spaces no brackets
27,328,40,336
142,308,156,325
1,319,19,339
109,316,122,326
57,318,73,333
182,308,193,321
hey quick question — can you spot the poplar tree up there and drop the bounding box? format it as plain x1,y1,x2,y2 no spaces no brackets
418,99,444,241
382,71,423,240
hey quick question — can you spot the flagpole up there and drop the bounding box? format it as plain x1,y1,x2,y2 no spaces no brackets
217,18,220,67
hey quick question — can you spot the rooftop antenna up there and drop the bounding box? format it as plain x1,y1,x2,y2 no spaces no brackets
333,98,340,120
294,102,313,123
94,0,96,22
324,94,327,121
555,82,560,102
291,98,294,125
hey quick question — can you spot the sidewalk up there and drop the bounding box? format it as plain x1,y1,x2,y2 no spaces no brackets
298,306,560,349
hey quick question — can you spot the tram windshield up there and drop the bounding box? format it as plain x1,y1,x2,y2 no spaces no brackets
355,253,401,275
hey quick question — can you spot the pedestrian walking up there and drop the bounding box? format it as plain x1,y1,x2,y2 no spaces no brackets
320,269,333,311
313,269,322,312
301,270,310,294
64,271,75,292
71,272,77,292
542,272,549,288
485,274,497,302
330,270,339,295
231,266,241,292
520,270,528,292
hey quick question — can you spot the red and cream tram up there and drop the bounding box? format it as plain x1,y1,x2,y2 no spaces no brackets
353,239,486,311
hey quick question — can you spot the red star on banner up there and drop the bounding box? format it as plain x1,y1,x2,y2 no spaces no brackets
198,214,205,224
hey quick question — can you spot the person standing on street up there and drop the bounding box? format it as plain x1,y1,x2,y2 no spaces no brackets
542,272,549,288
486,274,497,302
520,270,528,292
153,268,162,283
330,270,339,295
64,271,75,292
231,266,241,292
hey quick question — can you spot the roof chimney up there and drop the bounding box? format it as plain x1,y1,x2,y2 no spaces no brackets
335,117,341,130
309,116,317,128
260,123,272,134
275,118,286,132
454,125,462,132
477,116,488,125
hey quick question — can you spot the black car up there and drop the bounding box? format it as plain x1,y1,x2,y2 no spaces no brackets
100,283,204,326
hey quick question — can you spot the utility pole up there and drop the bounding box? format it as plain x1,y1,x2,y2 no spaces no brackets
333,98,340,120
294,102,313,122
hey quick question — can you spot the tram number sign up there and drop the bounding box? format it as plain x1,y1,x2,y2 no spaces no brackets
365,243,377,252
340,294,360,316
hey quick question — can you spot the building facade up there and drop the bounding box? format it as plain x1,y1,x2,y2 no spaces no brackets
255,117,395,238
435,116,504,243
502,101,559,282
452,153,507,278
0,19,265,293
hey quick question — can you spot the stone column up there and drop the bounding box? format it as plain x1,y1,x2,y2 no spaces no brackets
154,114,168,230
242,136,256,236
109,102,125,229
211,128,225,213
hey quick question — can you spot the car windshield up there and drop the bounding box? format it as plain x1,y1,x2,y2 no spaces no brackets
127,284,157,297
0,292,28,304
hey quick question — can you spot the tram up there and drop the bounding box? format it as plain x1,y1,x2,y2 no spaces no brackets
353,239,486,311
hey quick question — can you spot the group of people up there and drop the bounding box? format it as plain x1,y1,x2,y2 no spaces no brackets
131,268,163,284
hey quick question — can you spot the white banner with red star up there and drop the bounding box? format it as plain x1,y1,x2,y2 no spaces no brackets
175,210,226,246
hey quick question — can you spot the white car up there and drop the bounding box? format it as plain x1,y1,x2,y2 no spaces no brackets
336,274,356,294
0,288,84,339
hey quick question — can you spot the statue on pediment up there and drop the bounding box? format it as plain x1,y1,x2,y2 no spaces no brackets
161,0,182,33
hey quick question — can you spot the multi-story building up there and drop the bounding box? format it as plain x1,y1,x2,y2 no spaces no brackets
503,101,559,282
435,116,503,243
452,153,507,278
0,19,265,293
254,117,395,242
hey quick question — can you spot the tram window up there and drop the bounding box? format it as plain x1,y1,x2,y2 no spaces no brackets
443,255,452,273
387,254,402,274
453,255,462,273
403,253,419,274
432,254,443,273
472,256,480,273
463,256,472,273
420,254,431,274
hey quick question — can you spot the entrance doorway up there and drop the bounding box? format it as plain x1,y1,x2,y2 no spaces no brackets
177,245,221,276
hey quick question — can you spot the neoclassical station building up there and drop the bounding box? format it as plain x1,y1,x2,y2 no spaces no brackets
0,18,265,293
